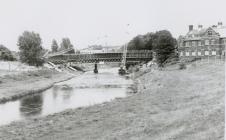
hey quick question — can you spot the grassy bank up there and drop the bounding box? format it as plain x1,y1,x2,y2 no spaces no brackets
0,61,224,140
0,69,78,103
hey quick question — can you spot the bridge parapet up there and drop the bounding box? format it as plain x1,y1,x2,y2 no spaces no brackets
48,50,153,64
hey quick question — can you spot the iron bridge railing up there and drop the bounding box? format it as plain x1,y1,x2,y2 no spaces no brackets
48,50,153,64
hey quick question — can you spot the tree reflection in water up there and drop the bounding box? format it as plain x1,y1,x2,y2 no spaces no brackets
19,94,43,117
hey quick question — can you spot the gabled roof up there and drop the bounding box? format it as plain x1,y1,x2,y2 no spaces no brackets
185,26,226,38
213,26,226,38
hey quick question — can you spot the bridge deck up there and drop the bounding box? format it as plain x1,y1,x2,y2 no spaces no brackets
48,50,153,64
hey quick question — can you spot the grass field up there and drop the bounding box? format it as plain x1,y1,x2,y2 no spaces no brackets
0,60,224,140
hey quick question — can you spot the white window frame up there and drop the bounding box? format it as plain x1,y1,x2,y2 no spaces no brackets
186,42,189,47
180,52,183,56
211,40,215,45
205,51,209,56
198,52,202,56
192,52,196,56
198,41,202,46
192,41,195,47
185,52,190,56
212,51,216,55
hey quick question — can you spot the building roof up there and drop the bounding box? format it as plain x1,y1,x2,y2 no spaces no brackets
186,28,207,37
185,25,226,39
213,26,226,38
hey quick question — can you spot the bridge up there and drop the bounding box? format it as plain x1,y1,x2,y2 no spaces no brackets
47,50,153,64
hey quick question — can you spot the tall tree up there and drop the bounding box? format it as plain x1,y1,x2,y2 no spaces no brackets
127,33,154,50
59,38,74,51
51,39,59,52
17,31,44,66
152,30,177,67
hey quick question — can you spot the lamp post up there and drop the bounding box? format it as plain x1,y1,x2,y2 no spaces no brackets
119,24,130,75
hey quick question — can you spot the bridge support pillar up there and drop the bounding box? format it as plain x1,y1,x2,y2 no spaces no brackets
94,63,98,74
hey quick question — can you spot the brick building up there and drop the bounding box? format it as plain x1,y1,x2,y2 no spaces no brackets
178,22,226,58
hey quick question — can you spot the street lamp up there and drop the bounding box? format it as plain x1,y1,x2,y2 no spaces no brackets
122,24,130,69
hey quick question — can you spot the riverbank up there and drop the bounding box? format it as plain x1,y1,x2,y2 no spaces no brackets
0,60,224,140
0,69,79,103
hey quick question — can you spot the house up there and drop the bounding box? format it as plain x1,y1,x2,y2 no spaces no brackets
178,22,226,58
79,45,121,54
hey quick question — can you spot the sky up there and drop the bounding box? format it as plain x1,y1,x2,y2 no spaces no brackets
0,0,225,51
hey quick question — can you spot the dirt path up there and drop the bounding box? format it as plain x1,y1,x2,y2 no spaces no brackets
0,69,78,103
0,61,224,140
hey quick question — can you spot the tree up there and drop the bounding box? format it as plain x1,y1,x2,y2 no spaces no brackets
0,45,16,61
152,30,177,67
143,33,155,50
17,31,44,66
127,35,145,50
59,38,74,51
126,30,177,67
127,33,154,50
51,39,59,52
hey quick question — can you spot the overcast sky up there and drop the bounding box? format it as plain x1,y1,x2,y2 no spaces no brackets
0,0,225,51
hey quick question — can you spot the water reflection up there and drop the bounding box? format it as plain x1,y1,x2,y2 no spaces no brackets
0,68,133,126
52,86,59,99
19,94,43,117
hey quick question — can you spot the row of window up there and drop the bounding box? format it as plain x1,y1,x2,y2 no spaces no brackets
180,51,217,56
181,40,219,47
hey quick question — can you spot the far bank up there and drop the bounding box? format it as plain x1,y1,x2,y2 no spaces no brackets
0,68,80,103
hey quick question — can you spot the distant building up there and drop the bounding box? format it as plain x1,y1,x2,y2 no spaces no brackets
79,45,121,54
178,22,226,58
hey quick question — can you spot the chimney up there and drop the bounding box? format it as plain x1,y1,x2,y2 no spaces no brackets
198,25,203,29
189,25,193,31
217,22,223,28
212,25,217,28
218,22,223,26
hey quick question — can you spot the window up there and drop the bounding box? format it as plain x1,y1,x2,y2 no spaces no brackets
192,52,196,56
223,39,226,44
189,41,192,47
180,52,183,56
205,51,209,56
201,40,205,46
185,52,189,56
212,51,216,55
205,40,209,45
198,41,202,46
186,42,189,47
208,30,212,36
211,40,215,45
192,41,196,47
198,52,202,56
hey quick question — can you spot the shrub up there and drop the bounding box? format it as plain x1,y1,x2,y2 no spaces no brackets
179,63,186,70
0,45,16,61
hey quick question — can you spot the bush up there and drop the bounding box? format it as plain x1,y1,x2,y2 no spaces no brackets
179,63,186,70
0,45,16,61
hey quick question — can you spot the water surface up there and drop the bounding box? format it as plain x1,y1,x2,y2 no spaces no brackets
0,68,133,126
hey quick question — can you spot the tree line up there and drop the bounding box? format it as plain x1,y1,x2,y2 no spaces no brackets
127,30,178,67
0,31,75,66
1,30,178,67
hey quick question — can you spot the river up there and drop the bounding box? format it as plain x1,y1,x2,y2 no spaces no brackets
0,68,134,126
